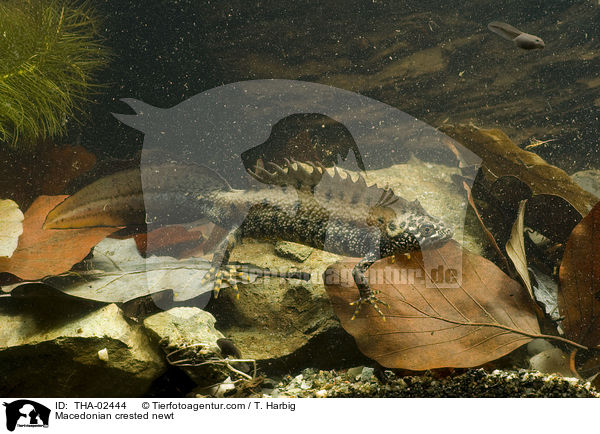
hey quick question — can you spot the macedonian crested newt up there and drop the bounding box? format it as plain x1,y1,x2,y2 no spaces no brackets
44,160,453,319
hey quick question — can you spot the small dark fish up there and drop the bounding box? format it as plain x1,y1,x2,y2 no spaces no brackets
488,21,545,50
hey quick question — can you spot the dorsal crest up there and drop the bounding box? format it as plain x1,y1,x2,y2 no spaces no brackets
247,159,401,208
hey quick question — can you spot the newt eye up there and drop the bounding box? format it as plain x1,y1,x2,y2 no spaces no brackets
420,223,434,235
388,221,396,232
377,217,385,225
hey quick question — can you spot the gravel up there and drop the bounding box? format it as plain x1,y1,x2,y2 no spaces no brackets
259,367,599,398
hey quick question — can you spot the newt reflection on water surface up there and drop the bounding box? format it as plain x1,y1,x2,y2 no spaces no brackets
44,160,453,319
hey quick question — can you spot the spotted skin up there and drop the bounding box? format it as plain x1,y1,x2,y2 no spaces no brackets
202,176,452,319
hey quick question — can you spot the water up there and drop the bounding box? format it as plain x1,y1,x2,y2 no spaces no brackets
0,0,599,398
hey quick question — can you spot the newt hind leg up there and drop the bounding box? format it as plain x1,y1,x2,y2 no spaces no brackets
350,256,390,320
200,228,252,299
201,227,314,299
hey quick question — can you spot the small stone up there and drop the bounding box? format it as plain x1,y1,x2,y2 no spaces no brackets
196,377,236,398
527,339,554,356
529,348,572,377
97,348,109,362
315,389,328,398
143,307,228,386
347,366,364,379
302,368,316,377
274,241,313,262
360,367,375,381
262,378,277,389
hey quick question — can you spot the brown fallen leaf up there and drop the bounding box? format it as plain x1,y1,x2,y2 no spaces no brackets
483,176,581,245
506,200,533,299
525,193,582,244
134,225,206,258
325,241,543,370
440,124,598,217
559,201,600,348
0,196,117,280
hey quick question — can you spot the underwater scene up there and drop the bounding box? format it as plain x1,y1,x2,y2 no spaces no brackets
1,0,600,400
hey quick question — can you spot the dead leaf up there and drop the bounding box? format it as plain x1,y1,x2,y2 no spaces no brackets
0,196,117,280
121,290,175,320
490,175,532,210
48,238,219,303
468,166,581,245
525,193,582,243
0,199,24,257
325,240,541,370
572,349,600,381
2,237,260,304
134,225,205,258
43,166,144,229
530,266,560,322
485,176,581,244
440,124,598,217
558,200,600,348
506,200,533,298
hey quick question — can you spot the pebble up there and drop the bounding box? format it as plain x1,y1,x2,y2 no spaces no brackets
360,367,374,381
97,348,109,362
300,381,312,390
527,339,555,356
346,366,364,379
315,389,328,398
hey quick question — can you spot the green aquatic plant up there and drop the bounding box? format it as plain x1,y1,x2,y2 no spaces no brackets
0,0,109,149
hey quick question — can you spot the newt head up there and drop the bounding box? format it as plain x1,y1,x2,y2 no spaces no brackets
369,199,453,256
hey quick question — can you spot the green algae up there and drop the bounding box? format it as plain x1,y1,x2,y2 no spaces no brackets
0,0,109,149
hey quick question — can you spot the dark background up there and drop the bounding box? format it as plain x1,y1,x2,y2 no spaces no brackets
78,0,599,172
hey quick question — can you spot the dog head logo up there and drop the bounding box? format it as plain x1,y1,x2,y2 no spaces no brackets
3,400,50,431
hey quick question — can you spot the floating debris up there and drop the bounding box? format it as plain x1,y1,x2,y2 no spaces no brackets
525,138,557,150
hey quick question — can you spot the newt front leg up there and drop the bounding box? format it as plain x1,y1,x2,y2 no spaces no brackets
350,255,390,320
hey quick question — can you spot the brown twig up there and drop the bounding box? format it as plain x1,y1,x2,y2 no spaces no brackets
165,342,257,380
